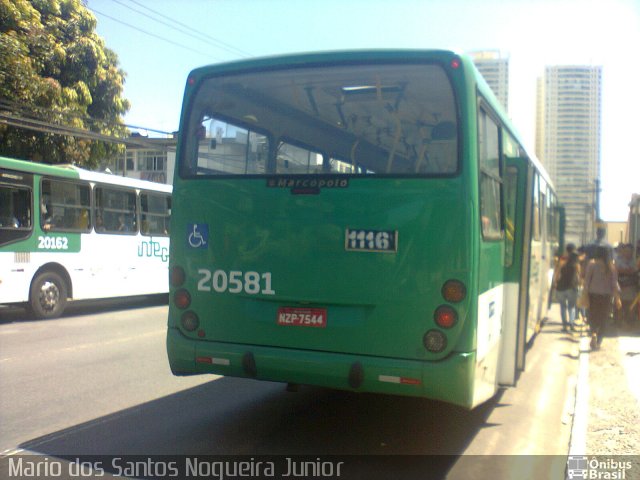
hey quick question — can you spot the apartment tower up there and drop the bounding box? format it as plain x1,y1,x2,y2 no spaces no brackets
536,65,602,245
470,50,509,112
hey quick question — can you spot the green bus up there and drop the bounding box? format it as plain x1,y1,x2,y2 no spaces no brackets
167,50,561,408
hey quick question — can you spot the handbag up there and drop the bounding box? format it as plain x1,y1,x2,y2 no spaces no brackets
577,287,589,309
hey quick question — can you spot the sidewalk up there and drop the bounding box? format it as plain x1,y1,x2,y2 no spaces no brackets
569,314,640,461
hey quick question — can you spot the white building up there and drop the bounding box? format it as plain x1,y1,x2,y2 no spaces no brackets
536,65,602,245
107,136,177,185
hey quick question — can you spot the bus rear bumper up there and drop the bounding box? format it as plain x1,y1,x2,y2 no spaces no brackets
167,327,476,408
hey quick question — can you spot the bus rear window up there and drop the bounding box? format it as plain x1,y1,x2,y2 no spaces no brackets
182,63,458,177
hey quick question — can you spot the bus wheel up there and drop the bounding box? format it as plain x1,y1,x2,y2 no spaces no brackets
29,271,68,319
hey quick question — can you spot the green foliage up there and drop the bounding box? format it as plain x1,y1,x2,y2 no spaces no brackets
0,0,130,167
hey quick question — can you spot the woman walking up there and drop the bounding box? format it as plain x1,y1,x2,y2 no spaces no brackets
553,243,580,331
584,246,621,350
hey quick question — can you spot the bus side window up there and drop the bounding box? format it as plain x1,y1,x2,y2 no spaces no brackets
41,179,91,233
0,184,31,229
140,192,170,236
0,185,32,250
478,107,502,240
95,186,137,235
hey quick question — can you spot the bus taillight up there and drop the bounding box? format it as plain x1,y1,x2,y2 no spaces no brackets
171,266,186,287
442,280,466,303
434,305,457,328
174,289,191,309
423,330,447,353
181,311,199,332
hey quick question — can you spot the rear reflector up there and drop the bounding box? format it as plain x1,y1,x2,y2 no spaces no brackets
196,356,230,366
378,375,421,385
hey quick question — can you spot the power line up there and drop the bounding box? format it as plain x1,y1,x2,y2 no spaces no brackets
0,111,133,145
121,123,174,136
0,110,175,152
111,0,252,58
0,98,110,132
90,7,218,60
0,97,173,137
127,0,252,57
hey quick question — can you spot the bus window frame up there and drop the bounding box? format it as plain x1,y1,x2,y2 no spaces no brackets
502,130,526,267
503,165,519,267
179,60,463,180
40,177,92,234
532,173,541,241
477,98,504,242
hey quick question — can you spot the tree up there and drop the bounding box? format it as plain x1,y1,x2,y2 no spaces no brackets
0,0,130,167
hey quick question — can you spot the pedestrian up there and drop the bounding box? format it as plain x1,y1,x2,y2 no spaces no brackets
553,243,580,331
584,245,621,350
576,245,589,322
614,243,638,329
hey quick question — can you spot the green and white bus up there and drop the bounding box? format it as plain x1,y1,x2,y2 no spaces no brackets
0,156,172,319
167,50,561,408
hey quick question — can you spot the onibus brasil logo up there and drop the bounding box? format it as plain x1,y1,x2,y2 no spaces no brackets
567,456,634,479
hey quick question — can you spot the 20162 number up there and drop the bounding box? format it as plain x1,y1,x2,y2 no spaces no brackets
197,269,275,295
38,236,68,250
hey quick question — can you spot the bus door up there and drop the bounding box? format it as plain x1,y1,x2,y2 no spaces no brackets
498,158,532,385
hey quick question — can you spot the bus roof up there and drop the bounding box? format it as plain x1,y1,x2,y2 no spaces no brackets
0,155,171,193
186,48,461,79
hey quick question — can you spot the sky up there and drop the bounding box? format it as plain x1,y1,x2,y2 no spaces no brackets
87,0,640,221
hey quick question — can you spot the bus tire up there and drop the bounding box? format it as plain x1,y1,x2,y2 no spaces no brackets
29,271,68,319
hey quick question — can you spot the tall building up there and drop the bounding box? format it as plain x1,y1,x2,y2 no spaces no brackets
469,50,509,112
536,65,602,245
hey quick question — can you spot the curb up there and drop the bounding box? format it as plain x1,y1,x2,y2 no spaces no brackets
568,334,590,456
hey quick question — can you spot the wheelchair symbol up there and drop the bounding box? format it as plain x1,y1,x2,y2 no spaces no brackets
187,223,208,248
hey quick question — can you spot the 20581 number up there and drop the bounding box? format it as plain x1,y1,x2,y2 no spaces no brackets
197,269,275,295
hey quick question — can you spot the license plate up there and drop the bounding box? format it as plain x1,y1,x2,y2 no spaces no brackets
277,307,327,328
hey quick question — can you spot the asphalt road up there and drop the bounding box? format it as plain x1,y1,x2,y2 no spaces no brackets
0,299,580,478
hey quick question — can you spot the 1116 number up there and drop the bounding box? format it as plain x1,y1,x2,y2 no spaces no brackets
346,229,396,252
